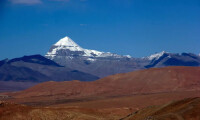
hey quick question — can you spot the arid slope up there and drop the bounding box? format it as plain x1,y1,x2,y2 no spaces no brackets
122,97,200,120
0,101,122,120
9,66,200,99
1,66,200,120
1,97,200,120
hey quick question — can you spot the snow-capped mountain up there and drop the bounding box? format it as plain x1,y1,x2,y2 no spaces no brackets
45,36,142,77
1,35,200,92
145,52,200,68
46,36,129,59
45,36,200,77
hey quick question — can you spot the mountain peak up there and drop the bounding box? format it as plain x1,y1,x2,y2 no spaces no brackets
54,36,80,47
46,36,130,59
48,36,84,53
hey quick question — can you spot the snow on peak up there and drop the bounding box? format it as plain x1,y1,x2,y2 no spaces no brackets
46,36,132,59
52,36,84,52
55,36,80,47
125,55,132,58
148,51,167,60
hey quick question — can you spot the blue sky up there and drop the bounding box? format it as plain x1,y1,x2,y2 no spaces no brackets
0,0,200,59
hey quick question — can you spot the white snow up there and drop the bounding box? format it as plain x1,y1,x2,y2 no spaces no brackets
148,51,166,60
46,36,131,59
87,58,96,62
54,36,84,51
125,55,132,58
83,49,104,57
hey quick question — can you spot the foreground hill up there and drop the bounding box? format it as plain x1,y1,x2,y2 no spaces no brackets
1,97,200,120
0,101,122,120
0,55,99,92
8,66,200,102
122,97,200,120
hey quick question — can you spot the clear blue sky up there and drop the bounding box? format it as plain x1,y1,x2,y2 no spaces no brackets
0,0,200,59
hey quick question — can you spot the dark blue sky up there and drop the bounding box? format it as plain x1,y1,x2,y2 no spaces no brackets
0,0,200,59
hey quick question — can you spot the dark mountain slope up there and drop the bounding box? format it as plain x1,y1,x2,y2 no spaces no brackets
0,55,99,92
146,52,200,68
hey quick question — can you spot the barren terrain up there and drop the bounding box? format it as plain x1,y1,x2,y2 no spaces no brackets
1,66,200,120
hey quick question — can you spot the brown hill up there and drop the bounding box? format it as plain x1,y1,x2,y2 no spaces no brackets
121,97,200,120
9,66,200,100
0,101,123,120
1,97,200,120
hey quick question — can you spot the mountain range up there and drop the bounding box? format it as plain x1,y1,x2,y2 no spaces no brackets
0,36,200,92
45,36,200,77
1,36,200,119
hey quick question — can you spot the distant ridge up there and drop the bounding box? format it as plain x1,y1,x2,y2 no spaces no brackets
7,54,62,67
0,54,99,92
